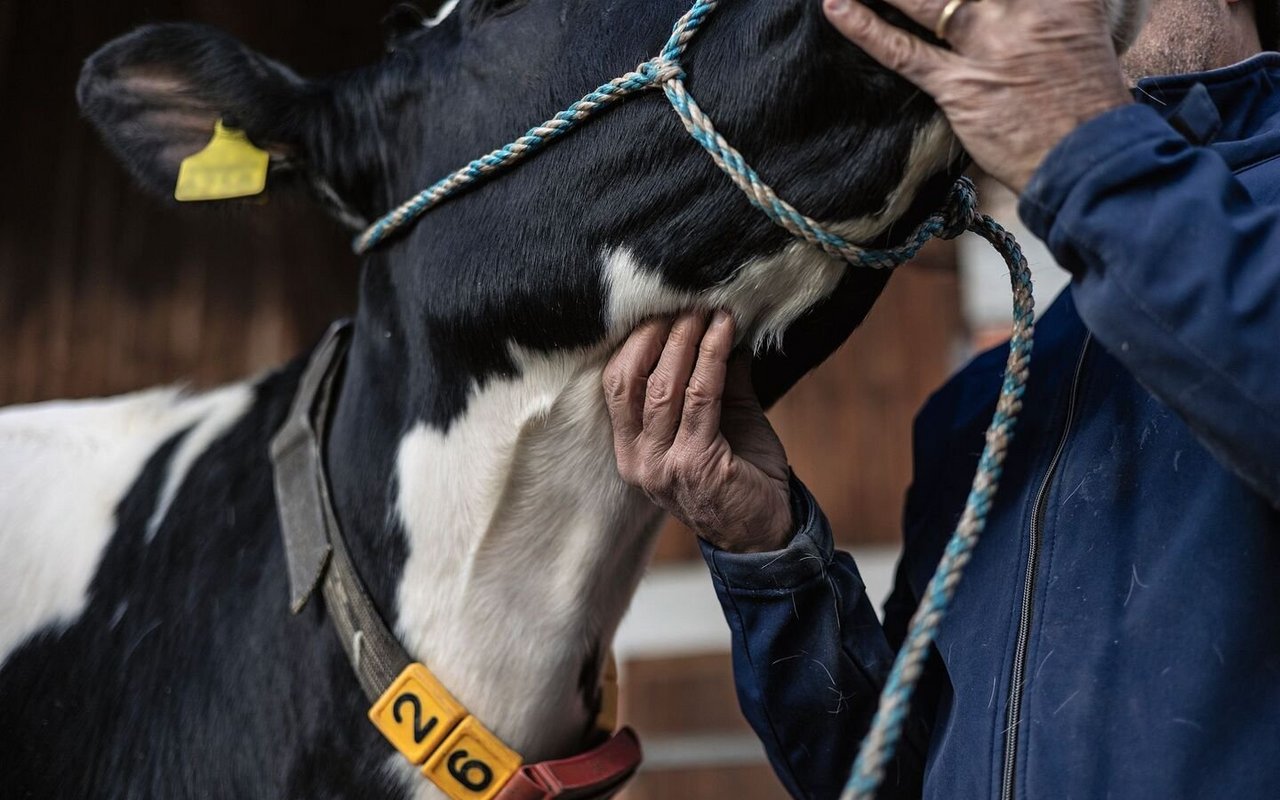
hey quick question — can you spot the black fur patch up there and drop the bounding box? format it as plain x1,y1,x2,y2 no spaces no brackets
0,361,408,799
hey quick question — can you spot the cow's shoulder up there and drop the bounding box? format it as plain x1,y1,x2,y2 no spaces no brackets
0,383,253,661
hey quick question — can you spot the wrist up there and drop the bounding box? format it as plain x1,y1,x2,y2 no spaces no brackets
698,482,793,554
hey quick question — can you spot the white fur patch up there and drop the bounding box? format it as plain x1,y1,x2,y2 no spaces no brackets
146,387,253,541
839,116,957,244
603,242,846,352
0,383,251,664
394,343,662,769
428,0,461,27
605,117,956,351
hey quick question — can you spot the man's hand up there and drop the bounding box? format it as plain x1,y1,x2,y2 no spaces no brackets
823,0,1136,193
602,311,793,554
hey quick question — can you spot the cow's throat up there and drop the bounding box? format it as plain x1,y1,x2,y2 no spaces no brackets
389,342,661,763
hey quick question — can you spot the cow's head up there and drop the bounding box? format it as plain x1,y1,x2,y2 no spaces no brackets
78,2,1150,415
77,1,977,411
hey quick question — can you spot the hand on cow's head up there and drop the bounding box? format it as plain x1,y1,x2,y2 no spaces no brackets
77,23,377,226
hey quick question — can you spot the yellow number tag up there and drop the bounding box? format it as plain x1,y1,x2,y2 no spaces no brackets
174,120,270,202
368,664,467,765
423,716,523,800
595,652,619,734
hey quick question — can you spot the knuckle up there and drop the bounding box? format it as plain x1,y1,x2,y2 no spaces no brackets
699,334,730,363
683,382,717,416
713,451,740,485
883,34,917,72
644,371,674,407
666,319,694,348
838,4,876,37
602,368,626,403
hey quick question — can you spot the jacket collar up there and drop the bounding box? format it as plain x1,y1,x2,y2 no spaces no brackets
1134,52,1280,170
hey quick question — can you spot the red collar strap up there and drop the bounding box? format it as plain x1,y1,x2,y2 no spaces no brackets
496,727,642,800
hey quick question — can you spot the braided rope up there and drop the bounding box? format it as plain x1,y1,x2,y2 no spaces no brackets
354,1,718,254
842,217,1035,800
355,3,1038,798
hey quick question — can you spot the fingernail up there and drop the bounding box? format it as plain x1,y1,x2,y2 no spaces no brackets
824,0,851,15
711,310,732,329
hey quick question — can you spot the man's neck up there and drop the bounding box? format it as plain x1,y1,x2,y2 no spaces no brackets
1123,0,1263,84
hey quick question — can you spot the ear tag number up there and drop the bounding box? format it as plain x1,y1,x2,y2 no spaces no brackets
423,716,522,800
174,119,270,202
369,664,466,765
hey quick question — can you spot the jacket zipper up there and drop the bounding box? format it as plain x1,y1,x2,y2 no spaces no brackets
999,334,1091,800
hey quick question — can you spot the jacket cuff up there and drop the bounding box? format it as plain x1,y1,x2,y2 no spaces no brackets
698,473,840,593
1019,104,1179,250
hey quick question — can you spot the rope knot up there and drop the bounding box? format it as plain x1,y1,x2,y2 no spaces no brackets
938,177,980,240
637,57,684,86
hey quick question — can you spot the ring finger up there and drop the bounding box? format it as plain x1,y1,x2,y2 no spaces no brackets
866,0,990,43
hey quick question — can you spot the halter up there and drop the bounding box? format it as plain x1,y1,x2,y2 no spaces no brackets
350,2,1037,798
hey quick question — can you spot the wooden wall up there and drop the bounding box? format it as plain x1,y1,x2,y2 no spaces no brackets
0,0,368,406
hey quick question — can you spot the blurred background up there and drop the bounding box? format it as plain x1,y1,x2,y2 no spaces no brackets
0,1,1065,796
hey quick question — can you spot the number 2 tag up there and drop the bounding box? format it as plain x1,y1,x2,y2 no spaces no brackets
368,664,466,765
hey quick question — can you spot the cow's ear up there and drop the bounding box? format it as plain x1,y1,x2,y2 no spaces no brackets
77,24,341,209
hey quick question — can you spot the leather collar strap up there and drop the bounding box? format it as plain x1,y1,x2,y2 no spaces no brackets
271,320,410,695
270,321,641,800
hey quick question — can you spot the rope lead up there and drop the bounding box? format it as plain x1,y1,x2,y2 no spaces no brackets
353,3,1037,799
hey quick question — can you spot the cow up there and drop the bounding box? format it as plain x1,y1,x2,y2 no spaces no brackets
0,0,1148,798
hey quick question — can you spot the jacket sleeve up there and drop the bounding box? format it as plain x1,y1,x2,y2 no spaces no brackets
699,474,929,800
1019,103,1280,506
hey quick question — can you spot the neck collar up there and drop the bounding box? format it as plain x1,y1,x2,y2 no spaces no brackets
269,321,641,800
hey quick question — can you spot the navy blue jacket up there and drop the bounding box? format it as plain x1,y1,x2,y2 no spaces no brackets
702,55,1280,800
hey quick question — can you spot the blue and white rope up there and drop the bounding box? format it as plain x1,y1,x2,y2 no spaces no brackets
841,216,1035,800
355,3,1037,799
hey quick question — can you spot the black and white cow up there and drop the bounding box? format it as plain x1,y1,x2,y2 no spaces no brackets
0,0,1147,797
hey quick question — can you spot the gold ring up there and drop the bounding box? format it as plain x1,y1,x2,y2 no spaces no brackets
935,0,976,41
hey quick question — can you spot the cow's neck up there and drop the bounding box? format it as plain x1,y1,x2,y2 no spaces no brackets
318,106,957,769
323,284,662,766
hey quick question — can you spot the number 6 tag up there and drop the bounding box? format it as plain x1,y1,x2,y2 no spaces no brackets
423,716,523,800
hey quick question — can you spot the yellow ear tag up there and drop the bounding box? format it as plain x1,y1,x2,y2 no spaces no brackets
174,120,270,202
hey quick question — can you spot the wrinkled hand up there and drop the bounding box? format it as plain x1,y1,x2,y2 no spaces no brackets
824,0,1136,193
603,311,793,554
